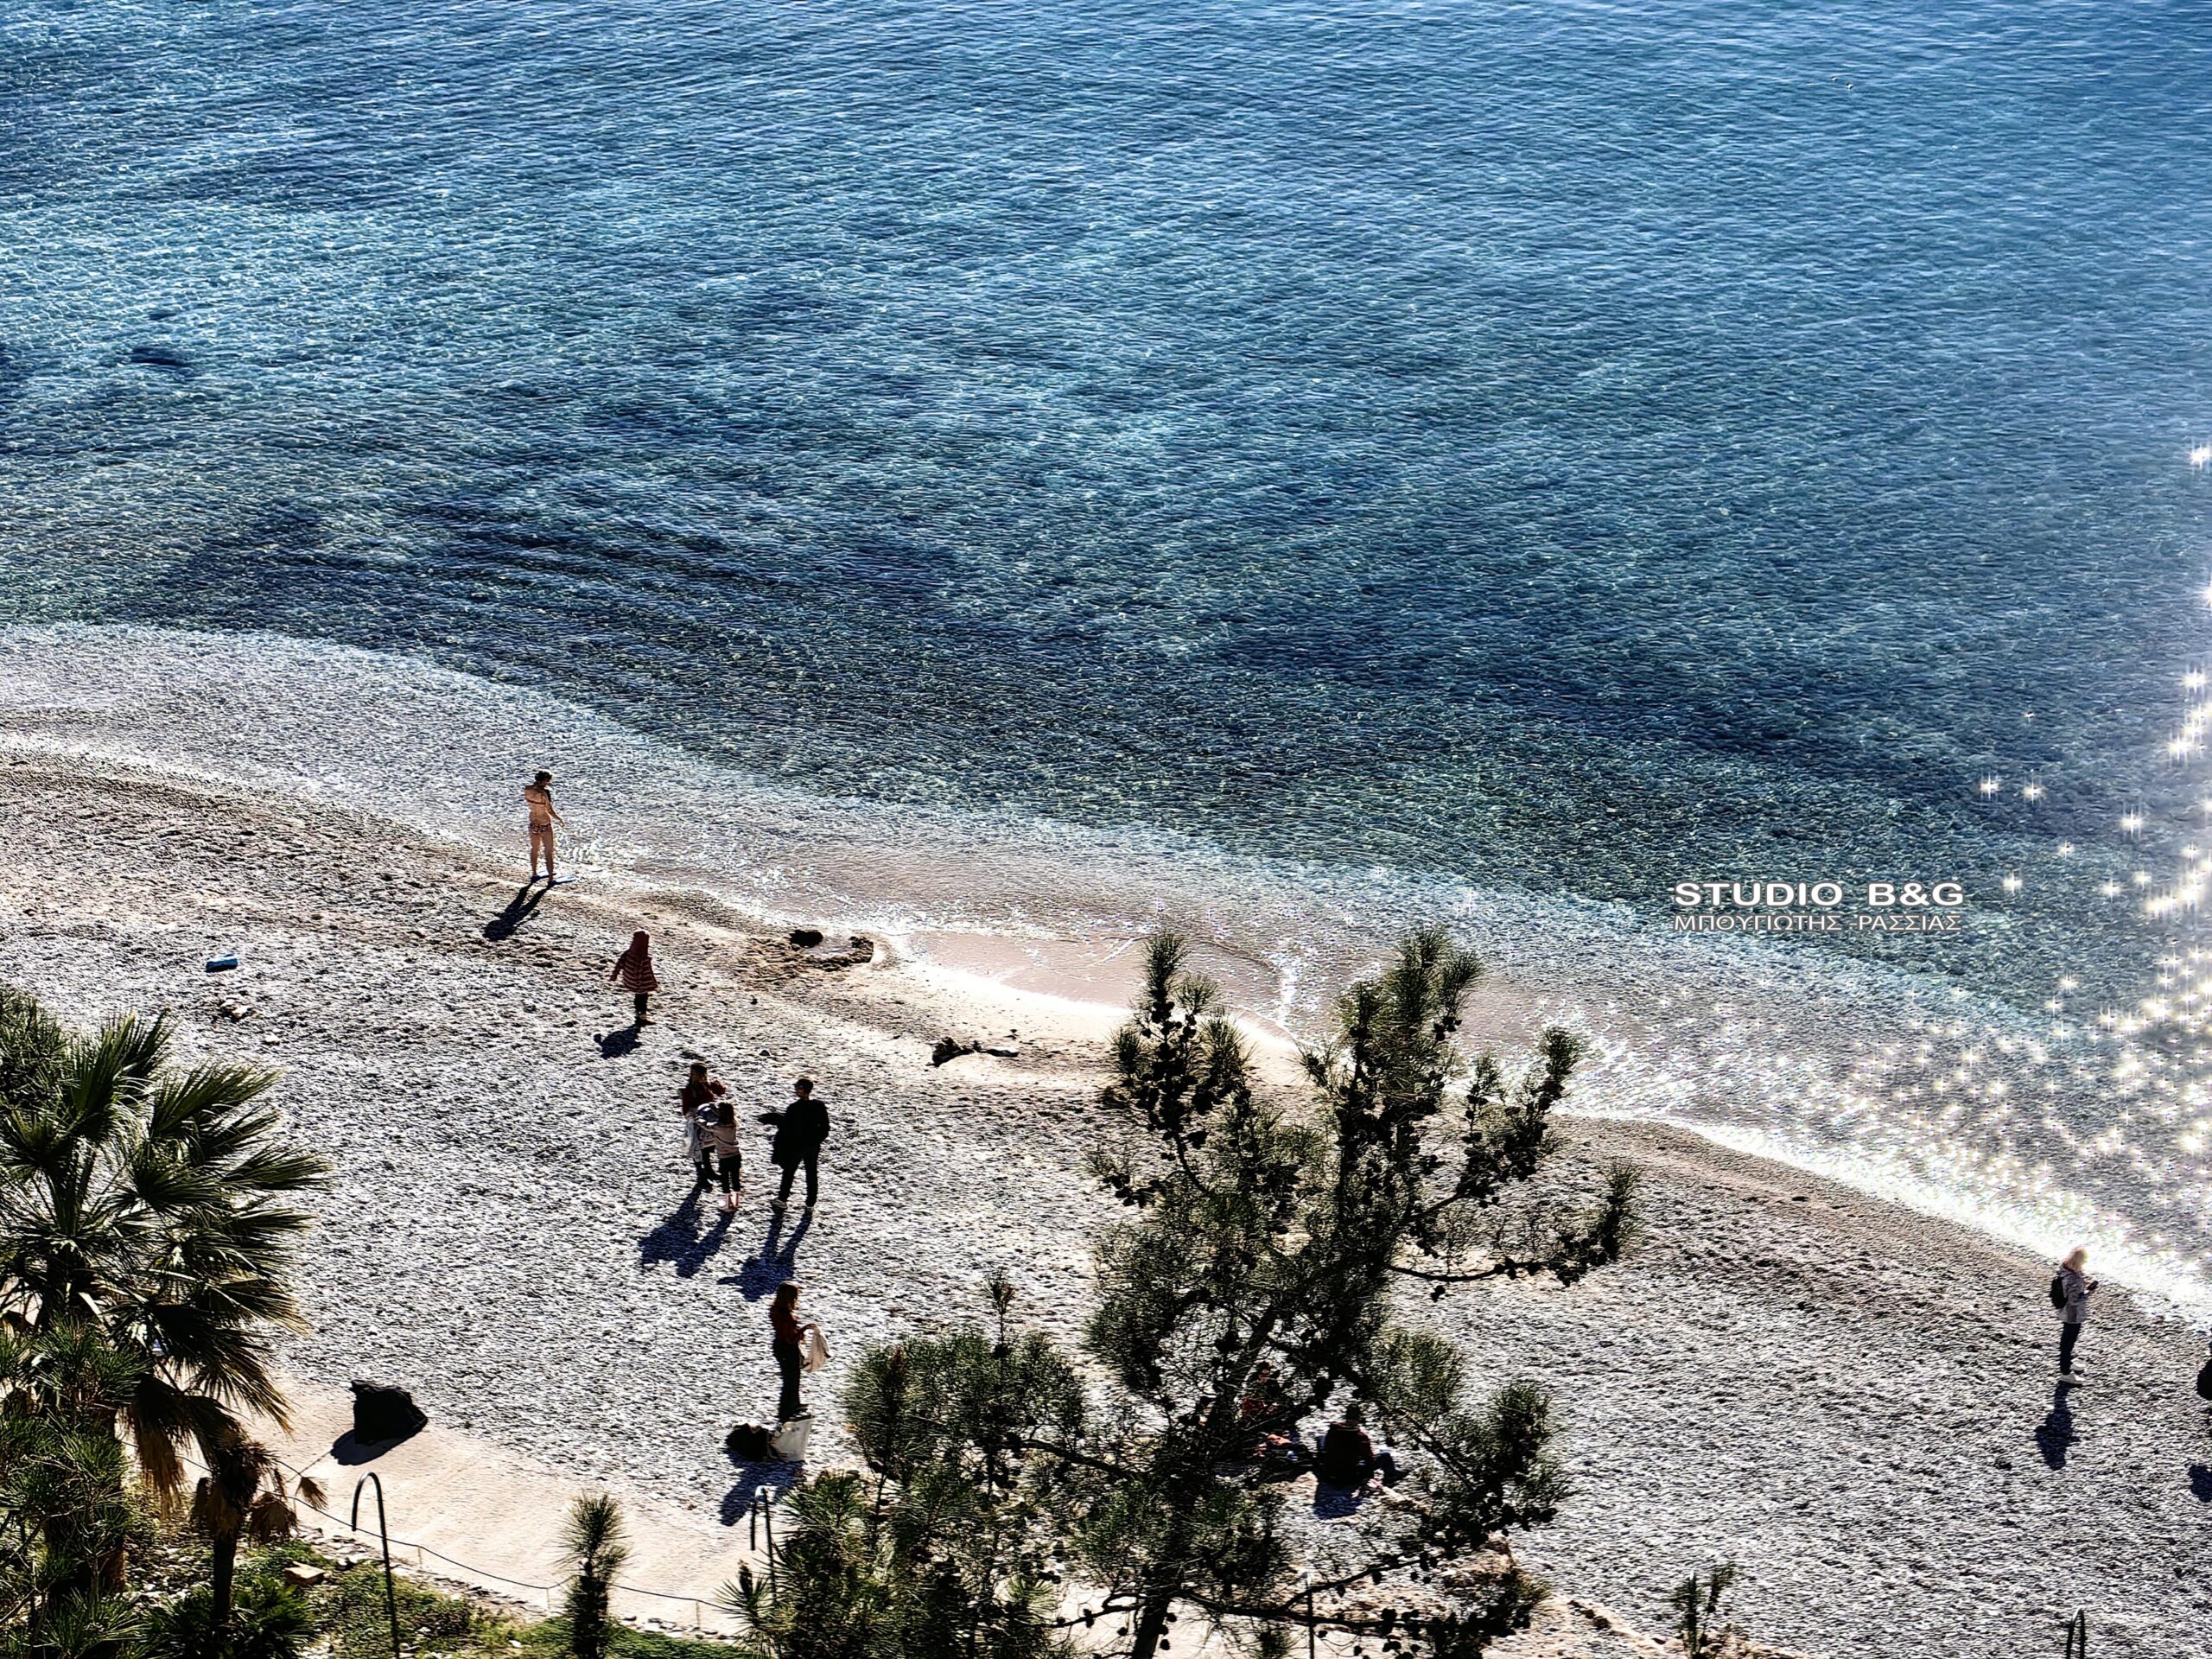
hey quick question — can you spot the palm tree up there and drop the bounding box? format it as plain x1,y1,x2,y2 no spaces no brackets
191,1425,327,1626
0,1006,328,1582
560,1495,632,1659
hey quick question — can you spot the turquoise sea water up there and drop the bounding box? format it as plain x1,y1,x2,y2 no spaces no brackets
7,2,2212,1288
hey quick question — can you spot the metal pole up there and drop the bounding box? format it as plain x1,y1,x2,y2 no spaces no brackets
1301,1567,1314,1659
350,1474,402,1659
757,1486,778,1592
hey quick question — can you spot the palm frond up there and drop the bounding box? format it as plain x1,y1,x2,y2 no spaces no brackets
142,1064,279,1147
60,1014,170,1151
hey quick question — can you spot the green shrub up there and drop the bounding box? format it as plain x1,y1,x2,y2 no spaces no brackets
316,1560,484,1659
143,1577,314,1659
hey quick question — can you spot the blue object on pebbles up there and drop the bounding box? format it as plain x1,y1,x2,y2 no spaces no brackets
205,955,239,972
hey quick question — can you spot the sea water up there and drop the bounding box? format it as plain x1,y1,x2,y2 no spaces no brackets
4,1,2212,1300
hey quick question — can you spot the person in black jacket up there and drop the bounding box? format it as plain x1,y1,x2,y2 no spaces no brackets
765,1077,830,1212
1316,1402,1397,1491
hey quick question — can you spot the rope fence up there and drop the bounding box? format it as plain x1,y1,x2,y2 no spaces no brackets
179,1446,2086,1654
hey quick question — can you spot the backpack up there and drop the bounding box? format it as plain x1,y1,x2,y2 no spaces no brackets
2049,1274,2068,1311
726,1423,771,1461
351,1380,428,1445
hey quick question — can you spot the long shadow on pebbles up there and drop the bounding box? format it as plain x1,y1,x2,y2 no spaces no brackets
722,1211,811,1300
2035,1383,2077,1470
483,884,546,941
639,1194,737,1278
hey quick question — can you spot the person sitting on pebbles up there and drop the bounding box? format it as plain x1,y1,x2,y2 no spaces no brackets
1316,1402,1397,1492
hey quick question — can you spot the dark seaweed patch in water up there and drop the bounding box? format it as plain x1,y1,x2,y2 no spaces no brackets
124,344,194,376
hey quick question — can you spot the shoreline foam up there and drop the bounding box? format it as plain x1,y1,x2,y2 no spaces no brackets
3,620,2208,1314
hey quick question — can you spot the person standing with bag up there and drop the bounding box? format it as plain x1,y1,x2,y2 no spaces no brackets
2052,1246,2097,1383
677,1062,724,1196
763,1077,830,1213
769,1281,814,1423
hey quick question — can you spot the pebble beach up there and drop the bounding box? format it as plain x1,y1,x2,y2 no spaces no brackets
3,753,2210,1658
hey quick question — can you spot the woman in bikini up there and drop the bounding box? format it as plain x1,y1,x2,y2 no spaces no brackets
524,770,565,883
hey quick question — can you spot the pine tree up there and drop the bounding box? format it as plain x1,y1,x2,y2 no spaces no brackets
725,931,1632,1657
1071,930,1637,1658
726,1282,1086,1659
0,1323,147,1659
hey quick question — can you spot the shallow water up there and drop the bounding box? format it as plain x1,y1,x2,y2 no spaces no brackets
5,625,2212,1318
5,3,2212,1296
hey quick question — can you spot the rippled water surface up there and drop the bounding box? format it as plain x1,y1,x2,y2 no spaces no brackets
7,2,2212,1290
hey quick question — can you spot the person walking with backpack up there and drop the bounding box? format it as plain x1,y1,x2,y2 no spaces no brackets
2052,1247,2097,1383
610,931,659,1027
763,1077,830,1213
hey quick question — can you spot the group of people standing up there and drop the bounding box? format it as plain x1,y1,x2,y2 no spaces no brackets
520,771,832,1431
540,778,2184,1470
677,1063,831,1217
676,1062,831,1425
